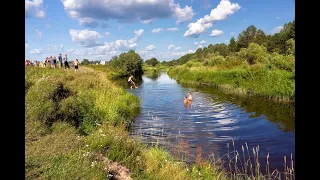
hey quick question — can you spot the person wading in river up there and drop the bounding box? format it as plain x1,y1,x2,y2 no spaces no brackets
128,75,136,89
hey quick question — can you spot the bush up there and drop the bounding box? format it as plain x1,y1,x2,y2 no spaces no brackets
269,52,295,72
236,43,269,64
109,50,143,77
203,55,226,66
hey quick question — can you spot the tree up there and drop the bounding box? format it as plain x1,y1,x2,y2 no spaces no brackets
254,29,267,46
237,25,258,50
228,37,238,52
81,59,90,65
109,50,143,77
145,57,160,66
286,38,295,55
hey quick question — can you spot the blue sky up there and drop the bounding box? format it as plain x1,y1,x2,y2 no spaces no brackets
25,0,295,62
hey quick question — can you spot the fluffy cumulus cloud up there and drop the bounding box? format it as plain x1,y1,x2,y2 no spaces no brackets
85,29,145,55
30,49,43,54
210,29,224,36
62,0,194,27
146,45,156,51
168,44,181,51
25,0,46,18
200,40,206,44
168,44,175,50
184,0,240,38
197,45,203,49
173,4,195,24
193,42,198,45
105,32,110,36
69,29,103,47
271,26,283,34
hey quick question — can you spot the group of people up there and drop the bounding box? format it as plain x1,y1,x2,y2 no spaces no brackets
184,92,193,107
25,53,80,72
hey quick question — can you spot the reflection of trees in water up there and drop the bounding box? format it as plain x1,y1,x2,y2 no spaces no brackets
143,70,162,80
181,84,295,132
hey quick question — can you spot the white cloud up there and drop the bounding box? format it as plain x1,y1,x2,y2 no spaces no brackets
271,26,283,34
62,0,194,27
188,49,194,53
184,0,240,38
193,42,198,45
197,45,203,49
105,32,110,36
25,40,29,49
173,4,195,24
168,44,175,50
210,29,224,37
200,40,206,44
175,47,181,50
85,29,144,55
33,28,42,39
30,48,42,54
25,0,46,18
152,27,179,33
146,45,156,51
152,28,164,33
231,32,235,35
167,27,179,31
141,19,153,24
69,29,103,47
79,17,99,28
276,17,280,20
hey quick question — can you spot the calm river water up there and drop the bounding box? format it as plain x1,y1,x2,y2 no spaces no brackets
127,71,295,173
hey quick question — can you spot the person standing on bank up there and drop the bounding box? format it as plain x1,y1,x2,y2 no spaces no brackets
74,59,79,72
58,53,63,68
64,54,70,69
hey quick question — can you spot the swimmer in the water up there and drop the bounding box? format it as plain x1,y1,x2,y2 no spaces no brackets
184,96,189,107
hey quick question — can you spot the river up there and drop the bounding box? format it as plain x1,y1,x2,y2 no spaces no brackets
127,71,295,173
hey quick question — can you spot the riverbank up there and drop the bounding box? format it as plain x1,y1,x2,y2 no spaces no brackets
168,64,294,103
25,66,228,179
25,66,294,179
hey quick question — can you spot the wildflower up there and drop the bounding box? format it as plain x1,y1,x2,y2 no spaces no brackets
86,144,89,147
199,172,201,175
186,168,189,171
101,134,106,137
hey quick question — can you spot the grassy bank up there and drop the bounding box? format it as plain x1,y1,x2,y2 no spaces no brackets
168,58,294,102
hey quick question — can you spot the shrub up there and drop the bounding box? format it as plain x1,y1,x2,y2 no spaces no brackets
237,43,269,64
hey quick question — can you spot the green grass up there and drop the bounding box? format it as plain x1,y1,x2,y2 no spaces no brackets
26,66,294,179
168,65,294,102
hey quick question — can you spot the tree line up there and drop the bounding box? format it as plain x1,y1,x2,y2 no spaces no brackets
163,19,295,66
